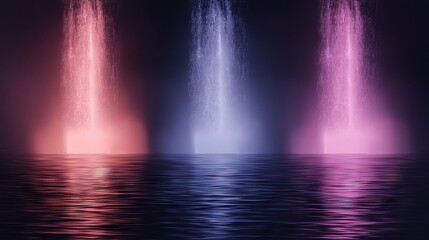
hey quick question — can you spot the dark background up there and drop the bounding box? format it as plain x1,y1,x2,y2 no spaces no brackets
0,0,427,154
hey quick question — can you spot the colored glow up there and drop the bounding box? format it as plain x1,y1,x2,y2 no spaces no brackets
191,0,243,154
63,0,110,154
318,0,406,154
34,0,147,154
63,0,147,154
320,0,365,153
291,0,407,154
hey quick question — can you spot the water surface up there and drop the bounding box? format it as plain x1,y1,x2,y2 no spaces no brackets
0,154,427,239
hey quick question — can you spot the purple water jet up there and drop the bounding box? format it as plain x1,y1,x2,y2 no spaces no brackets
319,0,406,154
291,0,408,154
320,0,366,153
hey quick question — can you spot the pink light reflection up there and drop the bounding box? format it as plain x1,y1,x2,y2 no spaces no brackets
28,155,140,239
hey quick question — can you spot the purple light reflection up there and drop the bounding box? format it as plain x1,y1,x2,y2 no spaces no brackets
317,156,404,239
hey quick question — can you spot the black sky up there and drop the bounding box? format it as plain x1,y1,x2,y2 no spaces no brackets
0,0,428,153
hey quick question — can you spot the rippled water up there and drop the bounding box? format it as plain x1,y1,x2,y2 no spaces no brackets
0,154,427,239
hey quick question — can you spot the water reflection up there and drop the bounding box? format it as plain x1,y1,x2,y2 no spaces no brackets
0,154,420,239
290,155,407,239
155,155,245,239
319,156,405,239
26,155,144,239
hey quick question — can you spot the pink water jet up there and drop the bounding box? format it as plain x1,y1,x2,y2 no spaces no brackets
63,0,108,154
34,0,146,154
64,0,146,154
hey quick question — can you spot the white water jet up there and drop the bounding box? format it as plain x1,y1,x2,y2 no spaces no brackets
191,0,244,154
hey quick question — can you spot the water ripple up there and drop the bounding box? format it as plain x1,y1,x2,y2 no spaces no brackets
0,154,427,239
